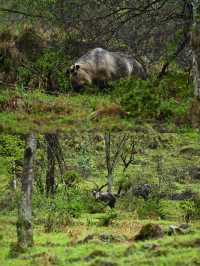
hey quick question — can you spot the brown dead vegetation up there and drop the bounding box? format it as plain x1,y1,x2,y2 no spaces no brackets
0,27,46,85
0,95,24,111
0,95,72,116
90,104,129,120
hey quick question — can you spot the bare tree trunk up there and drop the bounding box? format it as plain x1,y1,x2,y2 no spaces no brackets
17,133,37,249
191,1,200,98
104,132,112,193
10,161,17,190
104,132,127,193
58,0,68,32
45,134,56,196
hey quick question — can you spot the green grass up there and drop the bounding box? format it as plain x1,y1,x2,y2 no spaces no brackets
1,86,200,265
0,89,132,134
0,213,200,266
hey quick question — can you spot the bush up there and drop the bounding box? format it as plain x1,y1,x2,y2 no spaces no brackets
113,78,159,118
98,210,118,226
33,186,106,224
112,69,192,123
44,211,73,233
17,49,71,92
119,195,166,219
33,188,85,218
0,134,24,211
180,195,200,223
63,171,80,187
136,198,166,219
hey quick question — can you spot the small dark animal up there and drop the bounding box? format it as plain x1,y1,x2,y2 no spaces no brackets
66,47,147,91
118,183,151,201
92,183,116,208
134,184,151,201
92,190,116,208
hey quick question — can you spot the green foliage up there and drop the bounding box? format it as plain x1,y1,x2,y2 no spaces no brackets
180,195,200,222
63,170,80,187
17,66,32,88
120,196,166,219
33,188,84,218
17,49,71,92
136,199,166,219
158,99,189,120
112,69,192,123
158,70,192,99
0,134,23,158
98,210,118,226
77,145,92,178
0,134,23,178
113,78,159,118
44,211,73,233
9,242,27,258
33,186,106,223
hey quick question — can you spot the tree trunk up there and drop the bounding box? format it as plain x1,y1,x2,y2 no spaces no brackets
104,132,112,193
58,0,68,32
45,134,56,196
104,132,127,193
191,1,200,98
10,161,17,190
17,133,37,249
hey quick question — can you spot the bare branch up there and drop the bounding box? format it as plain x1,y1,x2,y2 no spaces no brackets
0,7,46,19
121,137,137,173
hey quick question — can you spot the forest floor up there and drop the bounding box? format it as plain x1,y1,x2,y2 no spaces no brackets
1,88,200,266
0,88,131,134
0,213,200,266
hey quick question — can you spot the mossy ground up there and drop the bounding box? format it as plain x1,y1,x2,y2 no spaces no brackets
0,88,131,134
0,213,200,266
0,88,200,266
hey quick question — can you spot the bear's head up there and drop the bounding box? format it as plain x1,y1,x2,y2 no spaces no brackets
66,64,92,91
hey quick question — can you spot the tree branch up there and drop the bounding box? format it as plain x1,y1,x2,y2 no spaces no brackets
0,7,46,19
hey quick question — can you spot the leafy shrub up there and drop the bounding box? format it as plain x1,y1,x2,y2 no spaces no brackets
112,69,192,123
33,188,84,218
135,198,166,219
82,192,107,214
33,186,105,224
77,145,92,178
0,134,24,159
0,134,24,212
44,211,73,233
180,195,200,222
113,78,159,118
0,191,19,212
63,171,80,187
158,70,192,99
119,196,166,219
98,210,118,226
17,49,71,92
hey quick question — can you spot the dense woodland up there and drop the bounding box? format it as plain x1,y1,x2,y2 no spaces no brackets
0,1,200,266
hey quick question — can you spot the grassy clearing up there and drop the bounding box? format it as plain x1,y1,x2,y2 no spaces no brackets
0,89,131,134
0,86,200,266
0,213,200,266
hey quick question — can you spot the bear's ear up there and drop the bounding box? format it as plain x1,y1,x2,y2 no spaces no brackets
65,69,70,75
75,65,80,70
